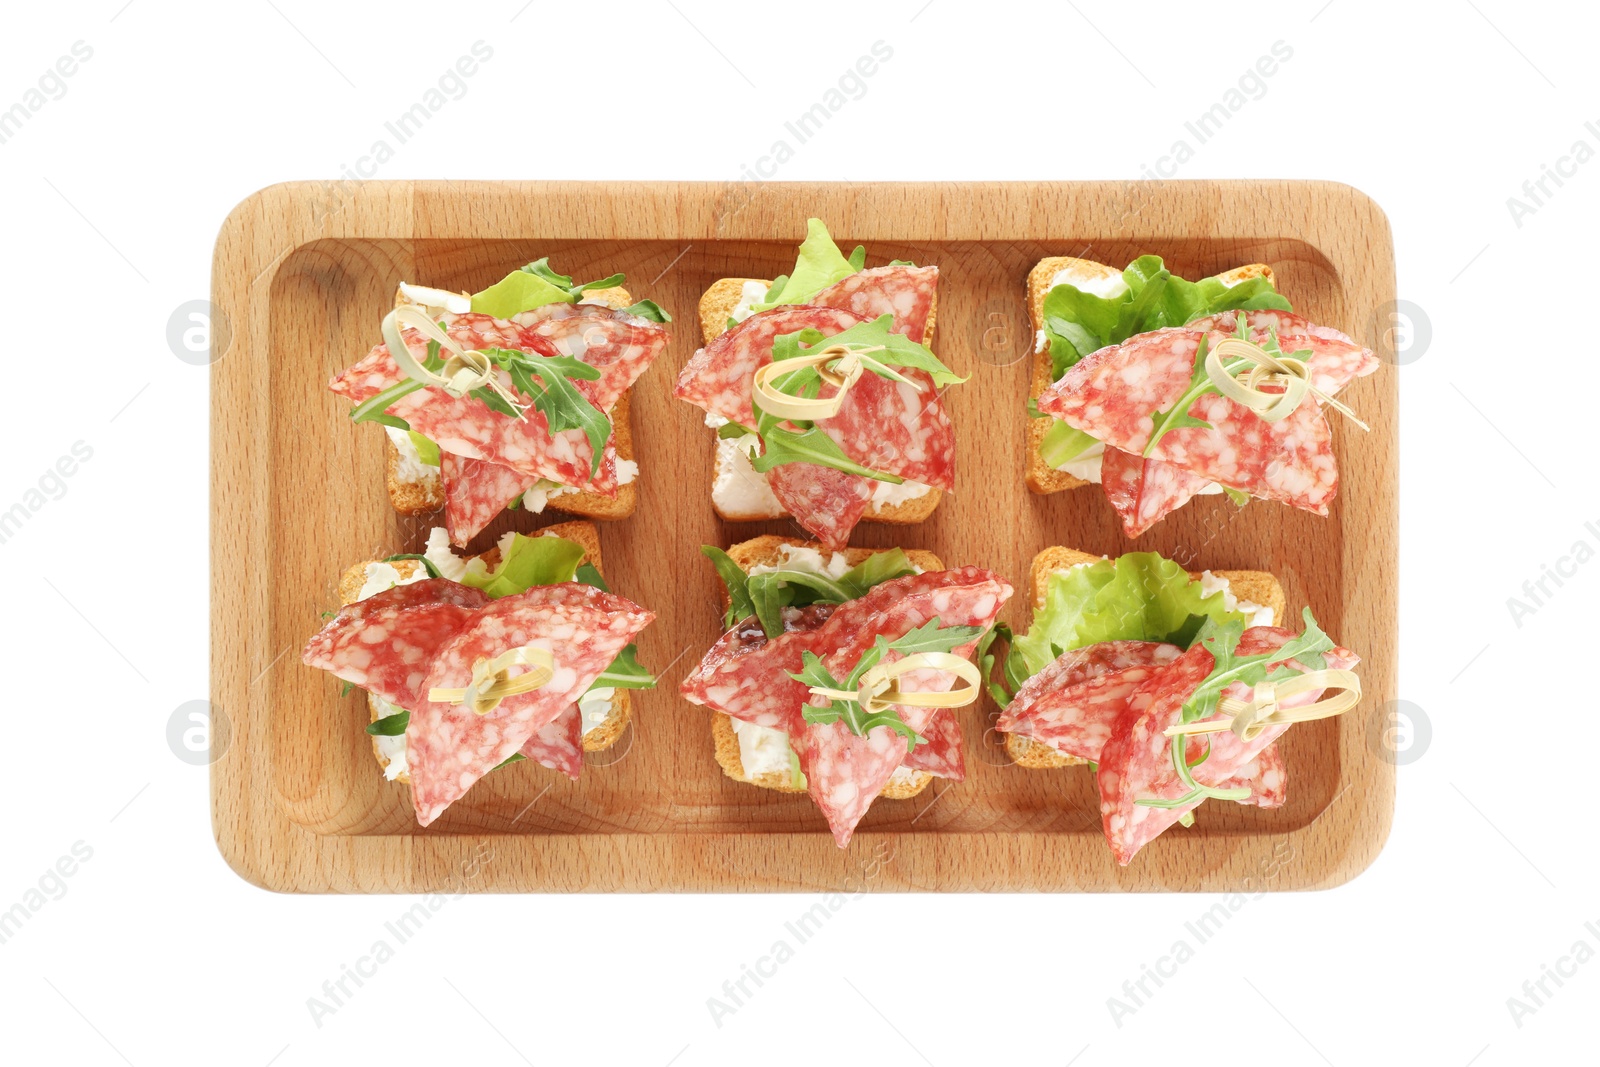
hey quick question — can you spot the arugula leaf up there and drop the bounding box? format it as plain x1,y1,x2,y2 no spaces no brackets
495,752,527,769
756,219,858,309
590,644,656,690
1142,334,1217,456
340,681,356,698
701,546,757,630
1141,323,1313,459
483,348,611,477
771,314,965,389
976,622,1015,706
366,710,409,736
574,561,609,592
715,421,757,440
885,617,985,656
619,299,671,323
351,378,423,428
794,647,924,752
749,574,791,640
459,534,586,598
749,424,905,482
748,568,851,607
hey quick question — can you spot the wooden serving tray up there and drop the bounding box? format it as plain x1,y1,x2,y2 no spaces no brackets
211,180,1396,893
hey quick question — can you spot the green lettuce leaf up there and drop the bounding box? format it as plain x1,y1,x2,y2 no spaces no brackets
1006,553,1258,683
460,534,587,598
406,431,441,467
1037,420,1100,469
471,270,573,318
1041,255,1294,380
469,257,635,319
756,219,858,309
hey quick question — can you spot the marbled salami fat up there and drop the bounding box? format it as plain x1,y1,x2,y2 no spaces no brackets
679,606,837,733
441,453,531,547
407,583,653,826
766,463,875,552
1099,447,1216,538
900,709,965,781
519,701,584,780
301,579,488,709
810,265,938,344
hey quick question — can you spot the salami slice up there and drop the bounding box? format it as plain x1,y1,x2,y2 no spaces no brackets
1187,310,1378,397
301,579,488,709
1038,327,1340,515
997,640,1184,760
898,708,965,781
810,265,938,344
519,702,584,780
792,568,1012,846
407,583,654,826
1099,447,1215,538
1098,626,1358,864
441,453,533,546
766,463,875,552
674,305,866,426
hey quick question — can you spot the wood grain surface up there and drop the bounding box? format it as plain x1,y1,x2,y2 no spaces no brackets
211,180,1396,893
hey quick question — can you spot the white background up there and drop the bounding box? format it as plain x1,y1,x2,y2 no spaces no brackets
1,1,1590,1064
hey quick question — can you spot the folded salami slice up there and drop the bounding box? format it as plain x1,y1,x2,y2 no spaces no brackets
900,709,965,781
810,265,938,344
407,583,654,826
1098,626,1358,865
792,567,1012,847
1099,448,1215,538
997,640,1184,759
1038,327,1339,515
300,580,488,709
519,702,584,780
441,453,531,546
330,305,663,485
766,464,875,552
674,305,866,427
439,443,620,547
